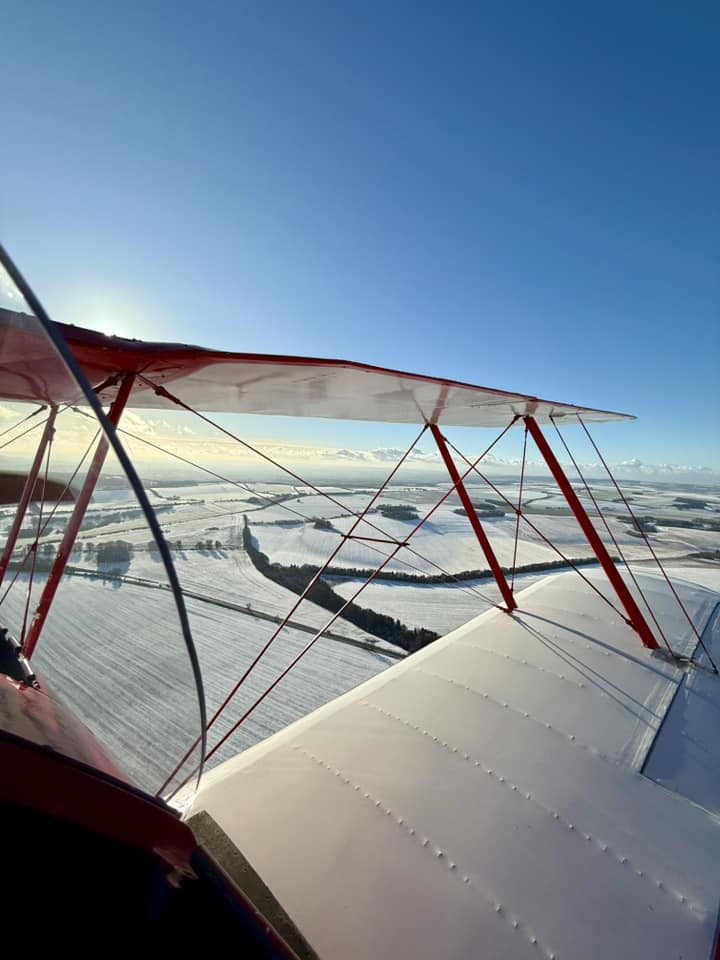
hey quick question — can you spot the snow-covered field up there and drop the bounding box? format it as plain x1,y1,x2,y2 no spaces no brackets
16,477,714,576
2,473,717,800
251,498,698,576
1,569,398,795
328,569,551,635
124,547,397,649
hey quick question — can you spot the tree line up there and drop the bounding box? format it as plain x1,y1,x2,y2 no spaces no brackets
315,554,605,585
242,517,437,653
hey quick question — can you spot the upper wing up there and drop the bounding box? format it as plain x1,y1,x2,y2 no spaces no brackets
0,309,633,426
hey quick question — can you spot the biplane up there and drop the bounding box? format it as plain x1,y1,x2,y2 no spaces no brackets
0,244,718,958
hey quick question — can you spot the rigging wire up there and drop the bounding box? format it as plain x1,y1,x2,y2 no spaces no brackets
159,426,427,796
550,417,673,655
167,540,407,801
0,404,46,441
20,429,53,644
165,423,516,799
445,437,629,623
0,401,79,451
577,415,717,672
117,426,347,524
0,428,101,608
0,414,54,451
203,424,428,723
510,424,528,593
118,415,507,609
138,374,515,558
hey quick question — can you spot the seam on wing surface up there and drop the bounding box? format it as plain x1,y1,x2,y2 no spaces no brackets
414,668,611,760
360,700,703,918
453,643,594,692
450,643,668,722
292,743,558,958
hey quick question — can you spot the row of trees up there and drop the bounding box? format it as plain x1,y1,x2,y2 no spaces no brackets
242,518,437,653
96,540,133,565
453,500,505,519
145,539,223,554
195,540,223,552
618,514,720,533
376,504,419,521
296,554,605,586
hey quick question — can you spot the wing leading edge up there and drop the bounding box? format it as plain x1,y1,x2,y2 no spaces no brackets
0,309,633,426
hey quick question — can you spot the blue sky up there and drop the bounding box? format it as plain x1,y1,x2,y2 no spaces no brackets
3,1,718,471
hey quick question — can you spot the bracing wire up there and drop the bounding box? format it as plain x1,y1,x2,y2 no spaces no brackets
20,431,53,643
0,405,46,440
510,425,528,592
550,417,673,655
577,415,717,672
445,437,629,623
0,428,101,608
160,417,519,797
120,411,510,609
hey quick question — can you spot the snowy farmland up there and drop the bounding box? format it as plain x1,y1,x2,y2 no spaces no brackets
124,548,397,650
1,569,398,795
1,470,717,799
328,570,551,636
250,493,708,576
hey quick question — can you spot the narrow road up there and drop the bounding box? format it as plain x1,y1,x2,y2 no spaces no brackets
65,564,405,660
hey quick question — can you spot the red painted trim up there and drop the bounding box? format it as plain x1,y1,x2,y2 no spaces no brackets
23,375,135,659
0,308,634,422
55,319,627,415
430,424,516,613
63,322,634,420
0,673,131,780
0,405,57,587
1,727,303,957
0,682,299,957
524,416,659,650
0,730,197,877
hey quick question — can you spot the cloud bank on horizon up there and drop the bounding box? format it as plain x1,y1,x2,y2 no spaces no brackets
329,446,719,483
0,405,717,485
